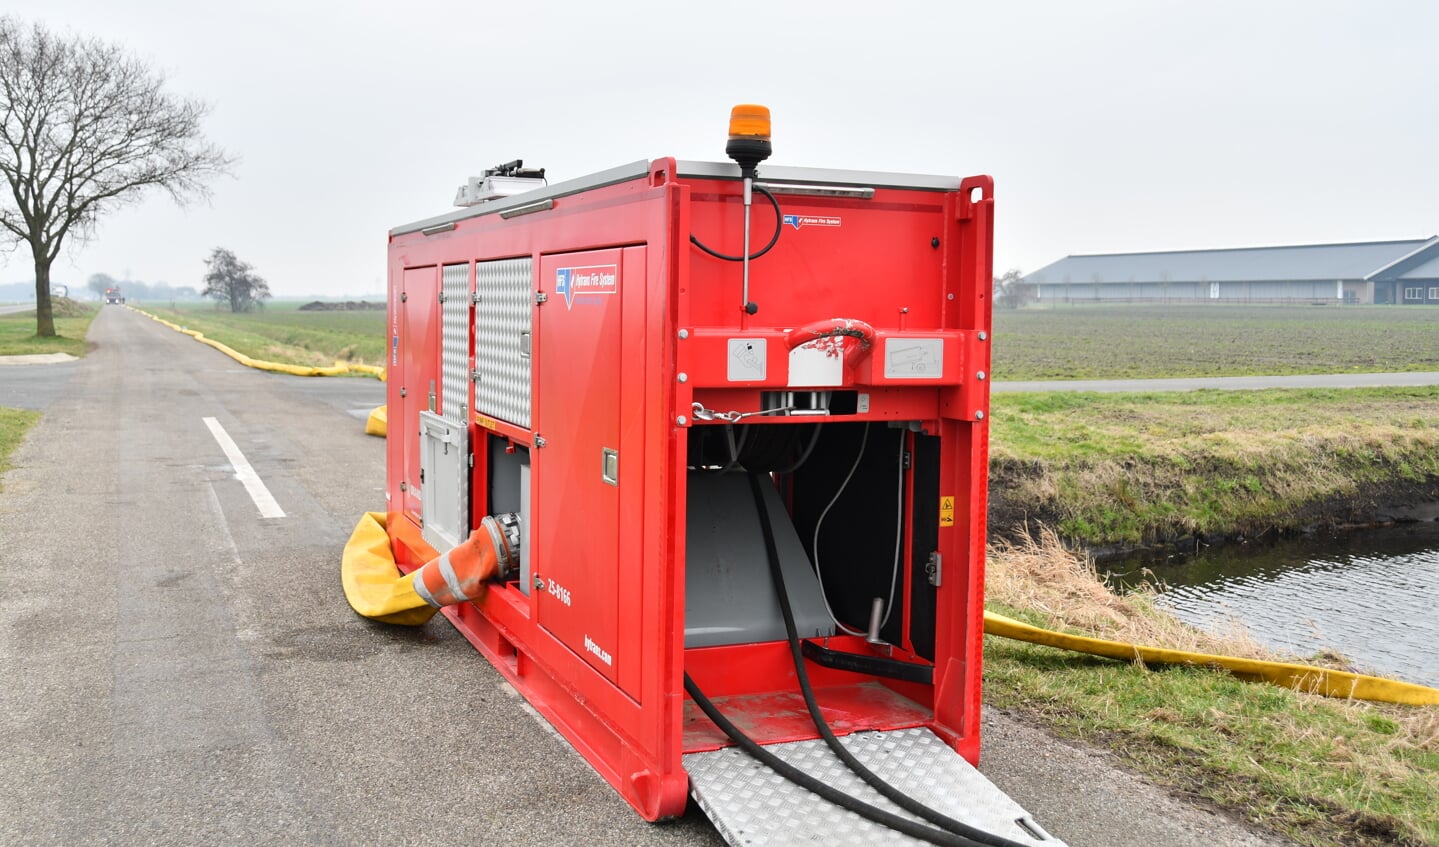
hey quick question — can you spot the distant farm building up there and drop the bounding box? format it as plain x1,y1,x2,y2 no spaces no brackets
1025,237,1439,305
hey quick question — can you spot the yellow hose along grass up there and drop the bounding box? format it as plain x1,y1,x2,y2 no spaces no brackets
986,529,1439,706
131,306,386,379
983,611,1439,706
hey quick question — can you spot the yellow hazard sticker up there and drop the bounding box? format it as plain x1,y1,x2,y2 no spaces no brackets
940,496,955,527
476,415,498,431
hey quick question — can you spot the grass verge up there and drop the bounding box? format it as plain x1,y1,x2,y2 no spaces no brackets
143,303,386,369
985,531,1439,846
0,299,97,357
0,407,40,491
989,386,1439,547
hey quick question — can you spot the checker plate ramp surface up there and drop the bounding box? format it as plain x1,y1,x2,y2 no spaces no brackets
685,727,1065,847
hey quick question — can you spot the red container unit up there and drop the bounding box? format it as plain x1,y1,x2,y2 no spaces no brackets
385,147,994,821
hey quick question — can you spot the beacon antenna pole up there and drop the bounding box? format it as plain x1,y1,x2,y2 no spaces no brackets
725,104,773,320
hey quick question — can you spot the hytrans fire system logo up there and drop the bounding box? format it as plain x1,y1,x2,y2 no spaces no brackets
555,265,619,309
782,214,842,230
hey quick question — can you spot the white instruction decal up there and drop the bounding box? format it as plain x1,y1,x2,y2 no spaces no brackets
727,338,767,381
884,338,944,379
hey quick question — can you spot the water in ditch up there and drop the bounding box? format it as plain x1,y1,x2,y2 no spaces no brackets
1105,520,1439,689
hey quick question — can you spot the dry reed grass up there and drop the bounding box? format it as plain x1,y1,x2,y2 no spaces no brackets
986,525,1271,659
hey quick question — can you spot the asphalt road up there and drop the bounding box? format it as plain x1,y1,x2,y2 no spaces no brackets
0,303,35,317
0,307,1289,847
0,355,80,410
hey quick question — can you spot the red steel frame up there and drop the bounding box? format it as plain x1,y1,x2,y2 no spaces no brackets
385,158,994,820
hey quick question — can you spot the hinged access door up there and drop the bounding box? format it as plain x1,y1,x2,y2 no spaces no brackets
397,266,439,524
419,410,466,551
533,247,633,685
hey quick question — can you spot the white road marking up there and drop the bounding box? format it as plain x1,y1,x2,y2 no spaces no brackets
203,417,286,519
203,481,262,642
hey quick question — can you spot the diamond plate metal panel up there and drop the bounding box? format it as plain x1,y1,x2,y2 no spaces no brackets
684,727,1065,847
474,257,533,429
441,263,471,425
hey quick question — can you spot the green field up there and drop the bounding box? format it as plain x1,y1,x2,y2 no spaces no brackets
992,304,1439,380
145,301,387,368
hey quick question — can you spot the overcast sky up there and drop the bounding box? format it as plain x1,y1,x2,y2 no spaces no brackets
5,0,1437,297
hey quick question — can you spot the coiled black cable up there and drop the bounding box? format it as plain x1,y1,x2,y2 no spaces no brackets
689,184,783,261
684,672,984,847
742,470,1033,847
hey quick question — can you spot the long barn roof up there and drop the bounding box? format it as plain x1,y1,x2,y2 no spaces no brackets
1025,237,1439,284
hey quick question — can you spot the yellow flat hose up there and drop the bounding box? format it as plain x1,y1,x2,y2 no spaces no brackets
984,610,1439,706
340,512,437,626
365,405,387,437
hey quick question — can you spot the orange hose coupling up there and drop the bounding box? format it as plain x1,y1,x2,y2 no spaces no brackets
412,513,521,607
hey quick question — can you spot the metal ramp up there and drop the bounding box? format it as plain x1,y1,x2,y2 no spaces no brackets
685,727,1066,847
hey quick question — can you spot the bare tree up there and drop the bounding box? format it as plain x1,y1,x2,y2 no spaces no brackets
0,18,231,336
202,247,270,313
993,268,1034,310
86,271,116,299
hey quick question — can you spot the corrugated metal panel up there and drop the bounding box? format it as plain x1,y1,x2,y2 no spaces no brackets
1025,239,1430,286
474,257,533,429
441,263,471,425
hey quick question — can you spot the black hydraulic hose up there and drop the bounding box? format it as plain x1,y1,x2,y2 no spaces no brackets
689,184,783,261
683,673,982,847
744,471,1035,847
